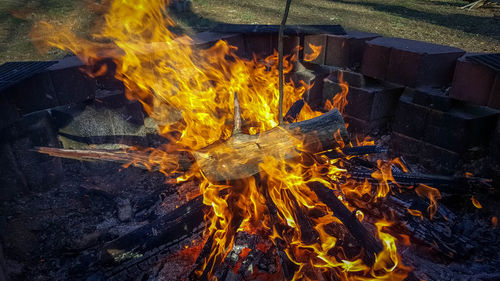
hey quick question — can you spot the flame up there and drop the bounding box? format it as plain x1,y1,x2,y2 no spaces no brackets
414,184,441,220
471,196,482,209
492,216,498,228
30,0,430,280
406,209,423,220
304,43,322,62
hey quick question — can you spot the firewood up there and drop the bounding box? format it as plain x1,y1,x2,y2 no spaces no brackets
307,181,383,265
37,109,348,182
100,196,206,268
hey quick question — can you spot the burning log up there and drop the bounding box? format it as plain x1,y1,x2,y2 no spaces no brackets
307,181,383,264
37,109,348,182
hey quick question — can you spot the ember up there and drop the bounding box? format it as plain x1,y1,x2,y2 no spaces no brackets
0,0,496,281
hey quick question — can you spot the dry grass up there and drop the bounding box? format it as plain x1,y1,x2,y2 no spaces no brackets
0,0,499,64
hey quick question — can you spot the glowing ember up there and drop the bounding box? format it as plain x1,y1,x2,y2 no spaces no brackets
29,0,447,280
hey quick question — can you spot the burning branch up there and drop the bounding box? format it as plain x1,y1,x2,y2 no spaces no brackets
278,0,293,125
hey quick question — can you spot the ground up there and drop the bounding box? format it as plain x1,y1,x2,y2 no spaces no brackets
0,0,499,64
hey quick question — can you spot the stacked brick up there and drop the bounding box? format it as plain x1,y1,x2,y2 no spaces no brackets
1,25,499,200
285,30,499,174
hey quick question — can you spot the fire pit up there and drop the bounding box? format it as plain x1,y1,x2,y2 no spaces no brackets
1,1,500,281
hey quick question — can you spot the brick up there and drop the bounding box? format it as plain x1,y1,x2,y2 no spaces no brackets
271,34,301,60
292,64,332,109
2,111,63,192
325,30,379,69
0,142,29,202
385,39,463,87
4,56,96,114
191,32,246,57
424,104,498,153
47,57,96,105
450,55,496,105
488,74,500,110
324,78,402,124
389,132,460,175
304,35,327,65
244,34,274,59
7,71,59,114
0,90,20,130
405,87,455,111
392,95,430,139
360,38,391,80
362,37,464,87
491,118,500,165
343,114,369,136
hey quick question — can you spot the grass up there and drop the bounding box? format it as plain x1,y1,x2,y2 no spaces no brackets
0,0,499,64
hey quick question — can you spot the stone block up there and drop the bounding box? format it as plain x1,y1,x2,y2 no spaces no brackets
2,110,63,192
271,34,301,60
491,118,500,165
450,55,496,105
323,78,403,131
362,37,464,87
325,30,380,69
244,34,274,59
392,95,430,139
0,142,28,202
292,64,331,109
360,38,391,80
0,90,20,130
405,87,455,111
385,39,463,87
389,132,460,175
343,114,369,136
4,56,96,114
424,103,498,153
304,35,327,65
488,74,500,110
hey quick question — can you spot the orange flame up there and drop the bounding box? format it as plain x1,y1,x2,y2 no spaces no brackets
471,196,482,209
30,0,423,280
414,184,442,220
304,43,322,62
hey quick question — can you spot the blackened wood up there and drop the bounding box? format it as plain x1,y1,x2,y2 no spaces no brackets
284,99,305,123
100,196,206,266
211,24,346,36
278,0,293,125
307,181,383,264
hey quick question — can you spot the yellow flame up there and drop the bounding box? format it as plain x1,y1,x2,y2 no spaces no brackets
30,1,424,280
471,196,482,209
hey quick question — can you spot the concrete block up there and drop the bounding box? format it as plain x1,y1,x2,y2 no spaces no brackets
405,87,455,112
360,38,391,80
323,78,403,131
392,95,430,139
362,37,464,87
292,64,331,109
488,74,500,110
325,30,379,69
244,34,274,59
386,40,463,87
2,110,63,192
0,90,20,130
450,55,496,105
4,56,96,114
389,132,460,175
424,104,498,153
304,35,327,65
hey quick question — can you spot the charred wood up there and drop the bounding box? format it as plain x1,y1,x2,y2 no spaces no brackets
97,196,206,279
307,181,383,265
